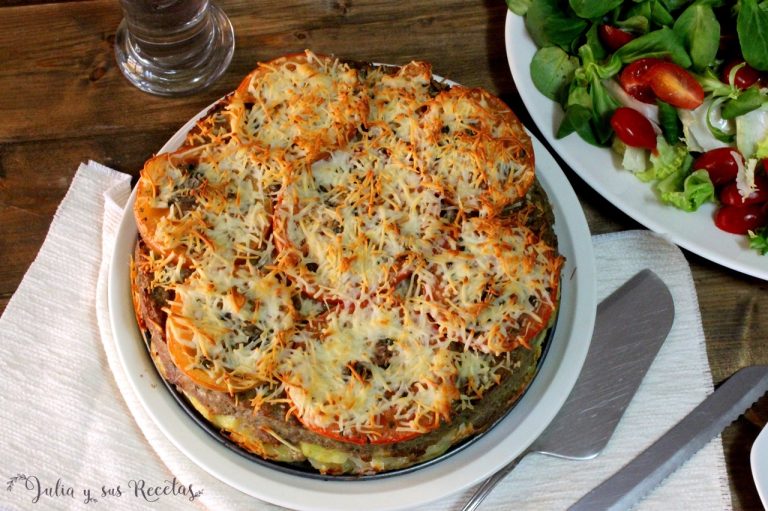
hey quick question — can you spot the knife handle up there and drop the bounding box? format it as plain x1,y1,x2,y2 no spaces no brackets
460,450,528,511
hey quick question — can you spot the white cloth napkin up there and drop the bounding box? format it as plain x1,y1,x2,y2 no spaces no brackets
0,162,733,511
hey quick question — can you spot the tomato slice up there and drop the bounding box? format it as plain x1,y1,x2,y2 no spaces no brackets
714,204,768,234
610,107,657,150
619,58,663,105
646,62,705,110
165,297,259,393
693,147,742,187
292,409,425,445
166,317,234,393
599,25,635,52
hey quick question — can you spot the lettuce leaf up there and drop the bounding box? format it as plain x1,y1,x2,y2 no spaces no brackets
756,131,768,160
636,136,688,182
658,168,715,212
749,227,768,255
629,137,715,211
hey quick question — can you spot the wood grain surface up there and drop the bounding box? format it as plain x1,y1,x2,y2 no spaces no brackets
0,1,766,509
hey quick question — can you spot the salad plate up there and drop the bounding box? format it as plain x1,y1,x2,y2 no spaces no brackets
108,97,596,509
752,425,768,508
505,11,768,281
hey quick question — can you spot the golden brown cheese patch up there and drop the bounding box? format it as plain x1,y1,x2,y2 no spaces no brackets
417,218,563,354
419,87,535,215
231,52,368,161
273,132,446,302
134,141,281,267
280,301,458,444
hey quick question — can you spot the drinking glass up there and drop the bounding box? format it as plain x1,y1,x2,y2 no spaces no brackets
114,0,235,96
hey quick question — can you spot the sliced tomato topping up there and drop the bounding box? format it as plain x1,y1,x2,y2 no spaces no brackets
134,162,183,260
294,411,425,445
619,58,664,104
646,62,705,110
166,316,235,393
424,220,563,354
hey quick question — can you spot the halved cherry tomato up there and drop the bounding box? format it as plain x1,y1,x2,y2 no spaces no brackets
693,147,743,187
599,25,635,52
714,204,768,234
721,60,761,90
646,62,705,110
619,58,663,104
610,107,657,150
719,175,768,206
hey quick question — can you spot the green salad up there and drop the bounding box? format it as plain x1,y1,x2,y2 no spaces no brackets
509,0,768,254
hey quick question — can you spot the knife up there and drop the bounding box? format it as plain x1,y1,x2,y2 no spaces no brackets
569,365,768,511
461,269,675,511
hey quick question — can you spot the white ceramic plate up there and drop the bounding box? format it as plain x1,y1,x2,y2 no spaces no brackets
752,426,768,507
505,12,768,281
108,101,596,511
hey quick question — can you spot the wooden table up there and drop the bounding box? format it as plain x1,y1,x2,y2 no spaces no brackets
0,1,766,508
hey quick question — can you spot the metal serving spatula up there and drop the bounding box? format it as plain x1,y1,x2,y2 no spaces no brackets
461,269,675,511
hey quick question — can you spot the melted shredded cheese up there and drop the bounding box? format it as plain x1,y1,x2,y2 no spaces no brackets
133,50,562,445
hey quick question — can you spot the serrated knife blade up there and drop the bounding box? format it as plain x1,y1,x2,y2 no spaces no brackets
569,365,768,511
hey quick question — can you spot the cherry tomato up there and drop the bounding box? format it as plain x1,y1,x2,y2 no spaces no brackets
714,204,768,234
721,60,761,90
619,58,663,104
599,25,635,52
610,107,657,150
692,147,742,187
646,62,705,110
719,175,768,206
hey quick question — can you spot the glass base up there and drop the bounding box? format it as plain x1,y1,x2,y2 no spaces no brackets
114,4,235,96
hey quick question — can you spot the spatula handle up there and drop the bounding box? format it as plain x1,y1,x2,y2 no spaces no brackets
460,451,528,511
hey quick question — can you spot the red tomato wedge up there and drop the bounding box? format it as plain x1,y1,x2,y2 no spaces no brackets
599,25,635,52
646,62,705,110
619,58,663,104
610,107,657,150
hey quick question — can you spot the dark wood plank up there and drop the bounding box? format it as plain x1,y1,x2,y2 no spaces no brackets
0,0,513,145
0,129,172,315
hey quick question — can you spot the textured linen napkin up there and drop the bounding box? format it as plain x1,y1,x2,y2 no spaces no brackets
0,162,733,511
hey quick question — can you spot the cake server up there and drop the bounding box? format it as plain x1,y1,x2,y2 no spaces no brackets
462,269,675,511
568,364,768,511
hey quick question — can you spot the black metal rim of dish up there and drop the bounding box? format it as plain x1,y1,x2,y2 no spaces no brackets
142,313,558,482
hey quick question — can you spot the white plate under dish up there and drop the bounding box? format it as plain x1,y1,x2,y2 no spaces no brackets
505,11,768,281
752,426,768,507
108,98,596,510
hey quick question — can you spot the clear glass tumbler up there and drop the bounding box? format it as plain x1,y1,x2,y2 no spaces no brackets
114,0,235,96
